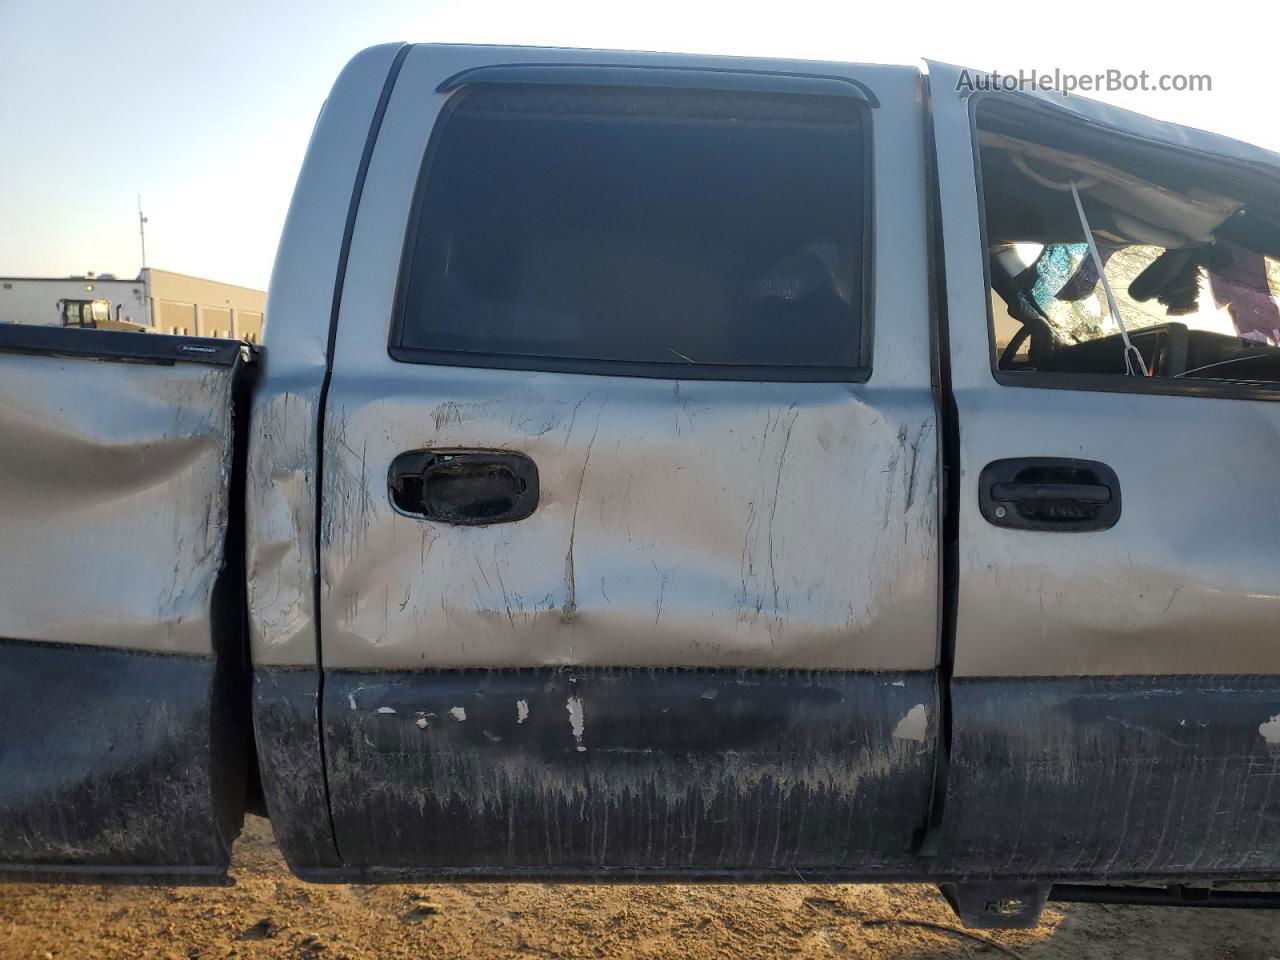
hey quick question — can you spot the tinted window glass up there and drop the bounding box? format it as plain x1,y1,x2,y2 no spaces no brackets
396,85,868,374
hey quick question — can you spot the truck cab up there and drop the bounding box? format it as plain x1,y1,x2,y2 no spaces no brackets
58,296,148,332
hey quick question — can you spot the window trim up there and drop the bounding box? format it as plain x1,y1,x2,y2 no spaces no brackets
434,63,880,106
387,72,876,383
968,91,1280,403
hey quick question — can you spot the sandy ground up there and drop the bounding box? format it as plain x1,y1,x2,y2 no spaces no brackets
2,816,1279,959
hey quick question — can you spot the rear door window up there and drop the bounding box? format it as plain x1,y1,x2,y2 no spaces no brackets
393,84,869,378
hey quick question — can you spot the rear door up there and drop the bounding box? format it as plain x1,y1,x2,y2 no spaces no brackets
0,326,252,883
931,65,1280,879
319,45,940,877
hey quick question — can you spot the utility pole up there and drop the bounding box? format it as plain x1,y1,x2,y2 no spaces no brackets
137,195,148,273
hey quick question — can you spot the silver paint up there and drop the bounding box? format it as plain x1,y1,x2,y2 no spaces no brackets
317,47,939,671
0,351,242,656
245,43,407,667
321,372,938,670
929,60,1280,677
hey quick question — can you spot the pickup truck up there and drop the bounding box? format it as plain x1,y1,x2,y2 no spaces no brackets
4,43,1280,930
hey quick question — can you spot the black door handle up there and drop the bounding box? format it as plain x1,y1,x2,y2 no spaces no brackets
980,458,1120,532
989,482,1111,505
389,449,539,525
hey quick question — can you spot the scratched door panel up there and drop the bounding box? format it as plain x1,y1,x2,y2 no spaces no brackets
323,667,937,876
315,45,939,875
929,63,1280,878
322,370,937,671
0,330,251,882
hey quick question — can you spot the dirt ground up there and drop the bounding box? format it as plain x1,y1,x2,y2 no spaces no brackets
2,816,1278,960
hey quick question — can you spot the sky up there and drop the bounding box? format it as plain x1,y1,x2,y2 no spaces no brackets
1,0,1275,291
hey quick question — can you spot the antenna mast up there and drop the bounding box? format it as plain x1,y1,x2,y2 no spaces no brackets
137,195,148,272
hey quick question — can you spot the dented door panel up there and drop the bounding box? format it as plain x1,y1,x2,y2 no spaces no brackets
317,46,940,872
244,42,411,874
322,372,938,672
318,375,939,873
0,346,239,657
0,329,251,881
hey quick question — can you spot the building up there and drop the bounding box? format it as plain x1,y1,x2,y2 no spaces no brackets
146,269,264,342
0,274,149,329
0,268,265,342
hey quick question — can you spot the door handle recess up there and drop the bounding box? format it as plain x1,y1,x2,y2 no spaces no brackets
389,449,539,525
980,458,1120,532
989,482,1111,504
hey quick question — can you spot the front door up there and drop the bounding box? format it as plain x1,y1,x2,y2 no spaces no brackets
931,64,1280,879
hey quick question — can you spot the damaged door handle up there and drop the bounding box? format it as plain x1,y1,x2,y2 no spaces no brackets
980,458,1120,532
388,449,539,525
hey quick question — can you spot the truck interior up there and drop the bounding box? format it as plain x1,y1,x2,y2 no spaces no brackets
978,100,1280,385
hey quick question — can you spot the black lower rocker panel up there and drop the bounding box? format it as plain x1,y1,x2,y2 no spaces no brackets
935,675,1280,878
320,667,937,879
0,639,246,883
252,667,343,871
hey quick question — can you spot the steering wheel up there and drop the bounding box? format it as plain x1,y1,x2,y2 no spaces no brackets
1000,318,1056,370
1001,323,1034,368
